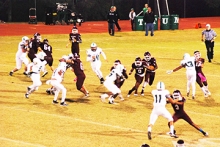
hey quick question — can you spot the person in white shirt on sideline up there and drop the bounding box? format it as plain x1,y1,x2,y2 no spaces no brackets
86,42,108,84
167,53,196,99
129,8,136,31
147,81,178,140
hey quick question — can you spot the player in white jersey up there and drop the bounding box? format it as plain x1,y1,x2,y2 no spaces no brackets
86,42,107,84
101,61,124,104
25,58,46,98
147,81,178,140
46,56,68,106
167,53,196,99
9,36,30,76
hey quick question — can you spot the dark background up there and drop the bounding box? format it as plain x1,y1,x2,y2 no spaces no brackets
0,0,220,22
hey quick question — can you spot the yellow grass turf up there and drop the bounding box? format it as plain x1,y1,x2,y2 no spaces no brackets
0,29,220,147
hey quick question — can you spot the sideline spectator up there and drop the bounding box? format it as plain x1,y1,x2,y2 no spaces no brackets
143,7,155,36
113,6,121,31
107,6,116,36
129,8,136,31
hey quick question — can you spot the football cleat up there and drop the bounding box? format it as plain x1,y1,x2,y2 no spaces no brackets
25,93,29,98
170,134,178,138
141,90,144,96
148,131,152,140
52,100,59,104
42,71,48,77
9,71,13,76
127,94,130,98
192,95,195,99
60,102,68,106
100,78,105,84
204,132,209,136
134,93,138,96
187,92,189,97
46,89,51,95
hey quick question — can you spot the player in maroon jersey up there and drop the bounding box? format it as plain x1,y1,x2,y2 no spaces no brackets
40,38,54,77
66,26,82,57
28,33,42,62
168,90,208,136
67,55,89,97
127,57,147,97
194,50,211,97
141,51,158,96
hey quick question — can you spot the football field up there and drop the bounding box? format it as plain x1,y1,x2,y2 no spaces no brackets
0,21,220,147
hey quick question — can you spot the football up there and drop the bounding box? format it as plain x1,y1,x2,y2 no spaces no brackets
147,65,155,70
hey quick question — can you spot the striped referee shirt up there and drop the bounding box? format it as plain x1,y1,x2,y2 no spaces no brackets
202,29,217,41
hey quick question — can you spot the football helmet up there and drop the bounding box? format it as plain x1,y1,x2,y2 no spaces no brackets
34,32,41,41
135,57,142,66
72,26,78,34
172,90,183,100
156,81,165,90
144,51,151,61
194,50,201,60
183,53,190,60
43,38,49,44
22,36,29,44
91,42,97,51
36,51,47,60
33,58,41,65
140,144,150,147
62,55,69,61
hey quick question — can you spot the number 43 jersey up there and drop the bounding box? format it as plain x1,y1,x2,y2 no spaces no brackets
151,89,170,108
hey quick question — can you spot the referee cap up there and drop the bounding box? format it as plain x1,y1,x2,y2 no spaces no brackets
206,24,211,27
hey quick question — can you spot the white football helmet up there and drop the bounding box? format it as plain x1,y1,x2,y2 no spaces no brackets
183,53,190,60
22,36,29,44
156,81,165,90
91,42,97,51
33,58,41,65
62,55,69,61
36,52,47,60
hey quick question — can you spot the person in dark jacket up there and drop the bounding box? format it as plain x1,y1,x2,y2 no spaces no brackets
143,7,155,36
107,6,116,36
113,6,121,31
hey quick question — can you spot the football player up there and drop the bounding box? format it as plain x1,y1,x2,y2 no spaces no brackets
100,60,128,101
46,55,68,106
40,38,54,77
141,51,158,96
67,55,89,98
86,42,108,84
167,53,197,99
147,81,178,140
127,57,146,97
25,58,46,98
28,32,42,62
102,61,124,104
66,26,82,57
194,50,211,97
168,90,208,136
9,36,30,76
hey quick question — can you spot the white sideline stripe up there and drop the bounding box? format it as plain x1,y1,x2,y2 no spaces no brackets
0,137,46,147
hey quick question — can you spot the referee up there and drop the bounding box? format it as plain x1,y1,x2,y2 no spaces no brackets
201,24,217,62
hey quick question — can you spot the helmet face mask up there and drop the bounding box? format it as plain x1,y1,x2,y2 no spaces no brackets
34,32,41,41
172,90,183,100
144,51,151,61
72,26,78,34
135,57,142,66
43,39,49,44
90,42,97,52
22,36,29,44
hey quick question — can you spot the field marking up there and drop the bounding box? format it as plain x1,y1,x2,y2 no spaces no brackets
0,137,46,147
